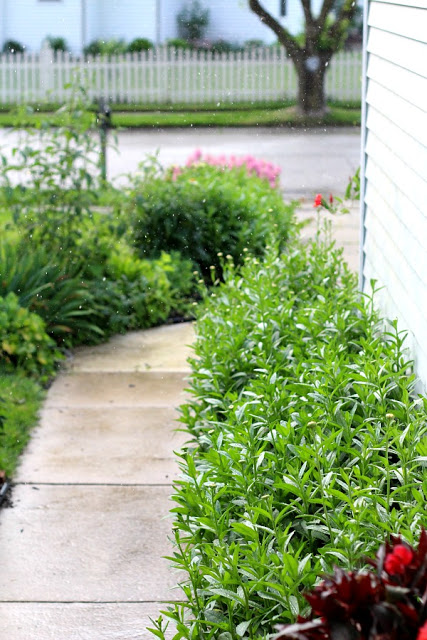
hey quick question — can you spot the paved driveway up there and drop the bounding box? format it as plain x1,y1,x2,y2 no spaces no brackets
0,126,361,198
108,126,361,198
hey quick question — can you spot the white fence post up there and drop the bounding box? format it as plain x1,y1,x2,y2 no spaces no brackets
39,42,53,99
0,46,362,106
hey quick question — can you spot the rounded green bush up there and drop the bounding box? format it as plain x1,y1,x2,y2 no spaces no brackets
2,40,25,54
127,38,154,53
129,164,294,281
0,292,62,379
166,38,193,50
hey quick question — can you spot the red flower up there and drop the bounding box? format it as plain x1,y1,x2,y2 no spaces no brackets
329,194,333,204
417,622,427,640
314,194,323,207
384,544,413,575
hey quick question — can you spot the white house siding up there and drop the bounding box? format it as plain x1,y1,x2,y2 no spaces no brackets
202,0,324,44
1,0,330,52
1,0,83,52
361,0,427,388
85,0,102,46
91,0,158,44
160,0,187,42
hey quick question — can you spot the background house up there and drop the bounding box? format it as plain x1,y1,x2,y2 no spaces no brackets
0,0,323,53
361,0,427,388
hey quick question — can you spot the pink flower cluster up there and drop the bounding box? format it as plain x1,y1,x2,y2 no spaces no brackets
183,148,281,188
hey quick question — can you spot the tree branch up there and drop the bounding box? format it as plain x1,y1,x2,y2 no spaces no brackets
326,0,357,48
316,0,336,29
248,0,301,59
301,0,315,27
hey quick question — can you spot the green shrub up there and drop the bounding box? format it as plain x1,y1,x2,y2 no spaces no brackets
166,38,193,50
2,40,25,54
127,38,153,53
157,235,427,640
3,87,101,255
210,40,242,54
0,293,61,379
129,163,294,281
46,36,68,53
91,250,197,335
83,39,127,57
244,39,265,48
0,241,102,346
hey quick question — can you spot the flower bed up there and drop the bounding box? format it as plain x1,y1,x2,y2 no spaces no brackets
156,233,427,640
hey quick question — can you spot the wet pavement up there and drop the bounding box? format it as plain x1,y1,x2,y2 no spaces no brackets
109,126,361,198
0,126,361,198
0,323,193,639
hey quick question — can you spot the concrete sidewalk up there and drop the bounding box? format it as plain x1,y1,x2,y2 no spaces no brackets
0,323,194,639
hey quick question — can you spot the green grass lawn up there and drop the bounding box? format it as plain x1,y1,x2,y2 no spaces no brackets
0,104,361,128
0,372,45,477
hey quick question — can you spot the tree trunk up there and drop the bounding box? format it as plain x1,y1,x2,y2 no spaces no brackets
295,56,328,117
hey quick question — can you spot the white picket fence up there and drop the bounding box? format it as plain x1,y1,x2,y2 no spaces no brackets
0,46,362,105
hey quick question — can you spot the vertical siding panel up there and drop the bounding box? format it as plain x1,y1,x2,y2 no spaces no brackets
362,0,427,389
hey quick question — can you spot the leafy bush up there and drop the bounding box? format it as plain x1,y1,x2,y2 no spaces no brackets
2,87,101,254
244,39,265,48
0,293,61,379
210,40,242,54
129,162,294,281
166,38,193,50
157,236,427,639
2,40,25,54
127,38,153,53
91,250,197,336
46,36,68,53
0,240,102,346
277,529,427,640
83,39,127,56
83,40,104,56
177,0,210,42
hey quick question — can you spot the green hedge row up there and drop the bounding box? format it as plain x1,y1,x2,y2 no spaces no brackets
157,235,427,640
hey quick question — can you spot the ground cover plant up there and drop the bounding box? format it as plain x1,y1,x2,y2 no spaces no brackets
0,373,44,477
153,233,427,640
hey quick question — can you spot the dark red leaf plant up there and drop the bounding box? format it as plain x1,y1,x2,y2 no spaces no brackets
275,529,427,640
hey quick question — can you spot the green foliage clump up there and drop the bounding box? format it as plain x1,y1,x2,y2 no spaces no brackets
210,40,242,54
2,40,25,54
3,88,100,256
0,293,62,379
158,236,427,640
83,39,127,57
127,38,154,53
0,240,102,347
46,36,68,53
166,38,193,50
92,249,197,336
129,163,294,281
